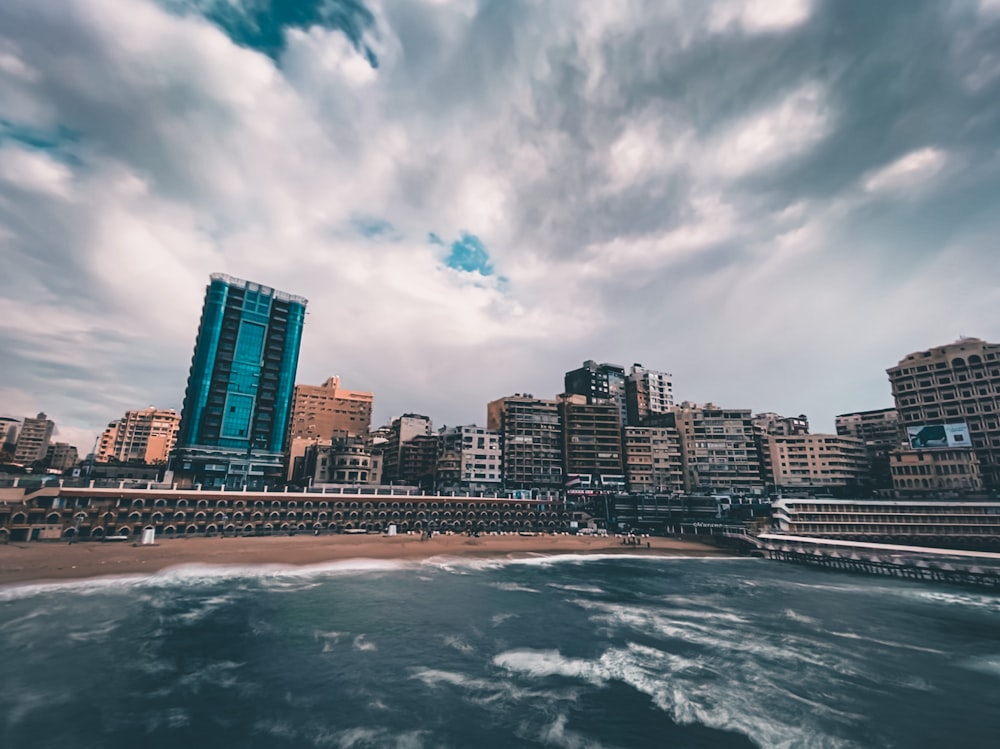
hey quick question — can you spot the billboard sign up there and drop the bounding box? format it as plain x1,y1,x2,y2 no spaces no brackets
906,422,972,449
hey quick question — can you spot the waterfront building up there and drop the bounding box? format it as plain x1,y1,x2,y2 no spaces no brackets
171,274,307,490
835,407,901,494
487,394,563,495
398,433,440,491
770,496,1000,550
559,393,624,484
564,360,628,425
287,376,373,441
888,448,983,496
671,403,764,495
13,412,54,464
285,376,373,478
380,414,432,485
0,483,569,542
887,337,1000,492
0,416,20,454
625,364,674,426
299,434,376,485
436,425,502,494
45,442,79,472
765,434,867,494
623,425,684,494
95,407,180,465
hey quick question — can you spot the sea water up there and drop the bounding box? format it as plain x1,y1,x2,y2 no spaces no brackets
1,556,998,748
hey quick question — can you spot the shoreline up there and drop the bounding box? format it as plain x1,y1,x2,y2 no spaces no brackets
0,533,730,587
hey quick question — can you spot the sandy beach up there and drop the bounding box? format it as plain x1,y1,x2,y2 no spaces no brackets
0,533,728,587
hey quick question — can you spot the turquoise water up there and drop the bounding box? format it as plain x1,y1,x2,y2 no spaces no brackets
1,556,998,748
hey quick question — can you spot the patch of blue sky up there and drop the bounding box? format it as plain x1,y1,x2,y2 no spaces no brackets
444,232,494,277
0,121,83,166
159,0,378,64
351,216,395,238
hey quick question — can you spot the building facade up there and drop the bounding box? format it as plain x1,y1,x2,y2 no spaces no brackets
765,434,867,494
559,394,624,483
564,361,628,425
487,395,563,495
96,407,181,465
299,435,376,485
172,274,307,489
13,412,54,464
625,364,674,426
835,407,900,494
287,376,373,442
671,403,764,495
623,425,684,494
0,416,20,455
436,425,502,494
887,337,1000,492
380,414,433,485
45,442,79,471
888,448,983,496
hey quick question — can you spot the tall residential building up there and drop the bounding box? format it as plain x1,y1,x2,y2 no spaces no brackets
564,360,627,425
95,407,180,464
487,395,563,494
623,425,684,494
380,414,432,485
13,412,54,464
625,364,674,425
887,337,1000,492
172,274,307,489
765,434,867,493
436,425,502,493
45,442,79,471
835,407,900,494
285,376,374,479
398,434,440,490
671,403,763,495
287,376,373,441
0,416,21,454
559,394,624,482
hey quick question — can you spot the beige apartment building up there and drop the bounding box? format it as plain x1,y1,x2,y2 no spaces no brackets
13,412,55,464
889,448,983,496
766,434,867,492
625,364,674,426
287,376,373,441
623,426,683,494
487,394,563,493
670,403,763,495
285,377,374,479
887,337,1000,492
96,407,180,464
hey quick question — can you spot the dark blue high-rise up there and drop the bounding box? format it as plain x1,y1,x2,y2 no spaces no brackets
172,273,307,490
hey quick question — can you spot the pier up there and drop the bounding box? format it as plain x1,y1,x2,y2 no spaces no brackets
757,533,1000,589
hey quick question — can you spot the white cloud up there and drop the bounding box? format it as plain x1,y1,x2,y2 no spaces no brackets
0,0,997,448
710,0,813,34
711,83,830,178
863,148,948,193
0,146,73,198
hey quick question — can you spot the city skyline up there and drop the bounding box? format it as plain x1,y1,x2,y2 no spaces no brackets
3,0,1000,451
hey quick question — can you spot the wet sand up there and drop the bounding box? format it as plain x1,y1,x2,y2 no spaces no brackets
0,533,728,586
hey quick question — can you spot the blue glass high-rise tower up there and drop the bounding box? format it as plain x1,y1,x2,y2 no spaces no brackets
172,273,307,490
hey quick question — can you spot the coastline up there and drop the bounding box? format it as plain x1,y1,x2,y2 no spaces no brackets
0,533,729,587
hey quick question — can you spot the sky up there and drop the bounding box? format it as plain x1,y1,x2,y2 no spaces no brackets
2,0,1000,453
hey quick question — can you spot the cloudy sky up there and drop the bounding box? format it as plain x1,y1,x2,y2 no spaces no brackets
2,0,1000,452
